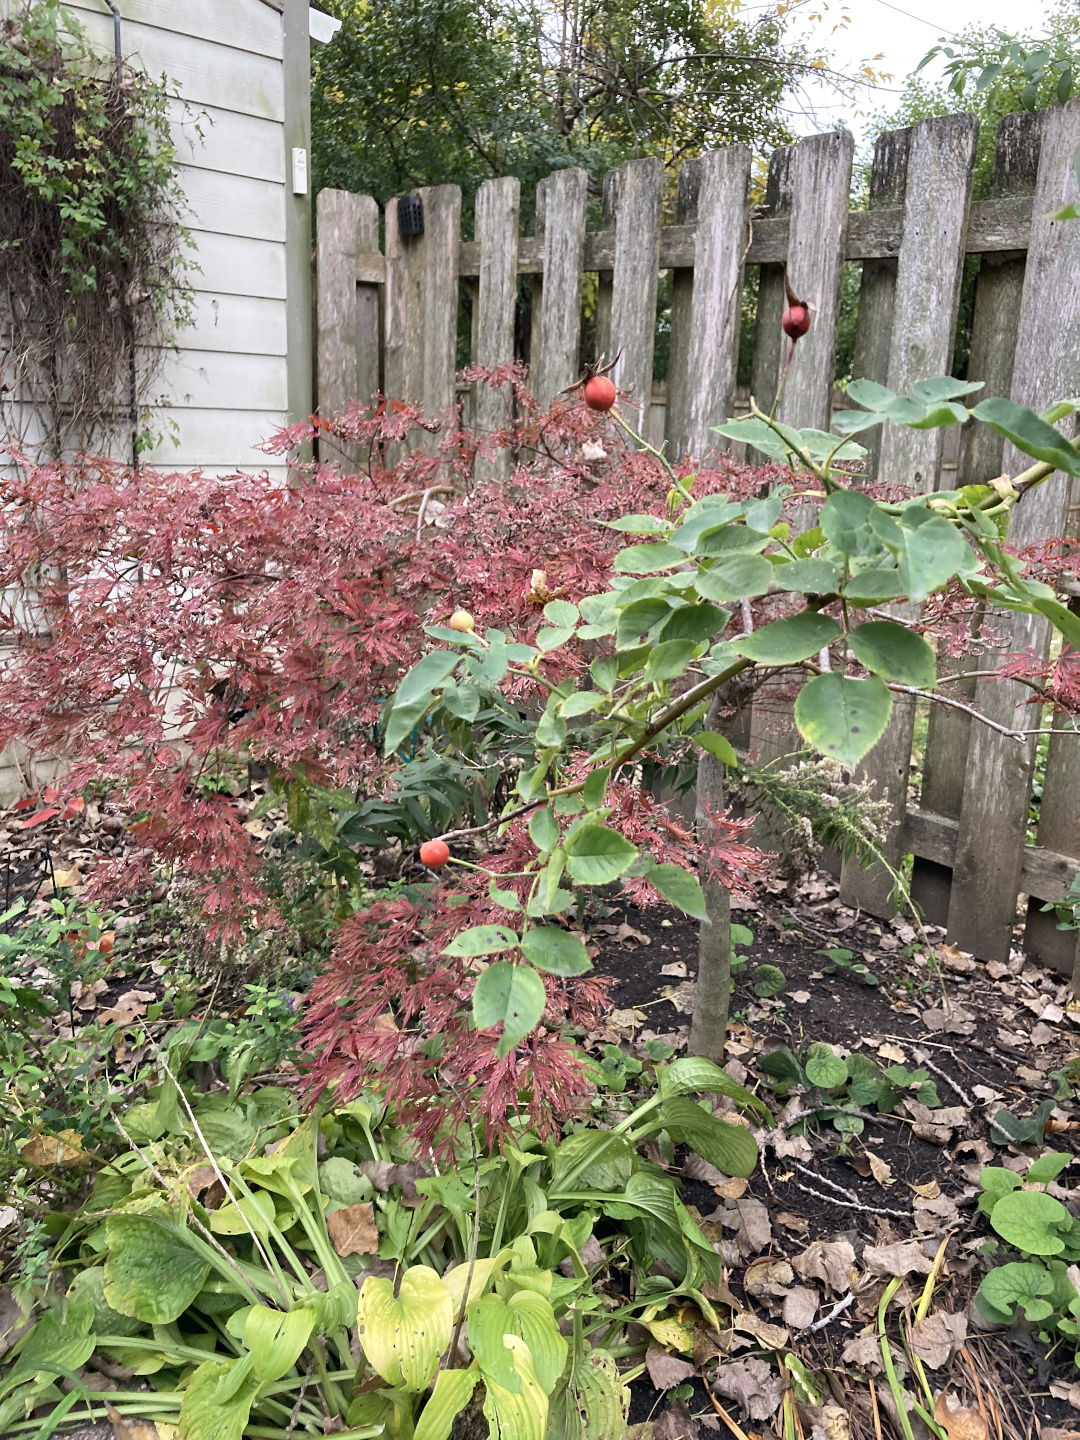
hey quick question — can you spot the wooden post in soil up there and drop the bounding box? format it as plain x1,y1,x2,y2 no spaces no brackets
473,176,520,482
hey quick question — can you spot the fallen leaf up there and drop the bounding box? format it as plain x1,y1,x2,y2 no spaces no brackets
1031,1023,1057,1048
933,1391,989,1440
841,1334,886,1374
877,1043,907,1063
914,1194,960,1233
789,990,812,1004
863,1240,934,1278
782,1286,818,1330
654,1399,699,1440
921,1006,975,1036
73,978,108,1010
106,1403,163,1440
326,1202,379,1257
610,1007,647,1031
743,1256,794,1296
52,864,81,888
936,943,975,974
661,981,697,1015
910,1180,940,1199
777,1211,809,1233
722,1197,771,1257
184,1165,218,1198
97,989,155,1026
683,1154,746,1198
660,961,688,978
793,1240,856,1292
1049,1380,1080,1408
911,1312,967,1369
0,1288,32,1359
733,1314,788,1349
712,1357,784,1421
21,1129,87,1167
646,1346,697,1392
1043,1003,1066,1024
1016,1066,1047,1086
644,1317,695,1354
850,1153,893,1185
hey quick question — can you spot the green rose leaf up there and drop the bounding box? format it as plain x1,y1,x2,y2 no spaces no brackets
659,602,730,643
646,863,709,922
104,1211,212,1323
794,673,893,767
974,397,1080,478
895,514,970,602
693,731,738,766
842,567,906,605
519,926,591,976
733,611,842,665
644,639,698,683
693,552,774,602
529,806,560,854
473,962,547,1056
848,621,937,688
613,543,688,573
564,824,638,884
775,558,842,594
820,490,874,555
443,925,520,957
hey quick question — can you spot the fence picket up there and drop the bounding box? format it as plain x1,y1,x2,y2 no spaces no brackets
607,157,664,422
473,176,520,480
948,98,1080,962
664,158,701,458
776,130,853,432
749,147,793,420
356,198,381,419
840,114,978,916
315,189,365,439
533,167,588,407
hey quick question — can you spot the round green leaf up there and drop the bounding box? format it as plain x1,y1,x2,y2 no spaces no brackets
990,1189,1074,1256
752,963,786,997
659,602,729,643
473,962,547,1056
842,567,905,605
519,926,591,976
848,621,937,688
976,1261,1056,1325
820,490,874,555
564,824,638,884
694,552,773,602
644,639,698,682
443,925,520,957
794,673,892,767
804,1042,849,1090
733,611,841,665
613,543,687,573
775,558,842,594
693,730,738,766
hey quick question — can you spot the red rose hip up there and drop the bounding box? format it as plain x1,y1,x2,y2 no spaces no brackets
419,839,450,869
782,304,811,340
582,374,617,411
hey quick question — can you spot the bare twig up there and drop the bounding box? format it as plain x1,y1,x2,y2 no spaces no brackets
783,1106,898,1128
790,1179,913,1221
801,1291,855,1334
885,684,1027,741
912,1048,973,1107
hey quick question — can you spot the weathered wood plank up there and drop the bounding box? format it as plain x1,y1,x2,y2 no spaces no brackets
383,198,409,407
316,190,362,421
474,176,521,479
664,159,700,458
749,147,792,422
607,157,664,422
948,98,1080,963
533,168,588,407
905,807,1080,908
1025,708,1080,975
356,201,382,414
680,147,752,460
776,130,853,432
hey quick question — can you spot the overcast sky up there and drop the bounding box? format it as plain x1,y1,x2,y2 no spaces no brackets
770,0,1057,147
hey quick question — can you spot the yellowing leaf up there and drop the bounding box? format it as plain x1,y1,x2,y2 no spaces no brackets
641,1316,694,1353
934,1392,989,1440
357,1265,452,1391
21,1129,87,1167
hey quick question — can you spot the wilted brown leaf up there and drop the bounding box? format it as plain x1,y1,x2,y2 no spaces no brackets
326,1202,379,1257
936,943,975,974
911,1312,967,1369
933,1392,989,1440
862,1240,935,1279
646,1347,697,1392
660,961,688,978
106,1403,163,1440
782,1286,819,1330
877,1043,907,1063
793,1240,856,1292
21,1129,87,1167
733,1314,788,1349
712,1357,784,1421
910,1180,940,1199
744,1256,794,1297
0,1288,32,1359
98,989,155,1026
841,1334,886,1374
654,1399,699,1440
777,1211,809,1233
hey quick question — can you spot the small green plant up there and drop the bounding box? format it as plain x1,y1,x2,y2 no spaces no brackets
1042,870,1080,934
751,962,786,997
729,923,754,976
817,945,879,987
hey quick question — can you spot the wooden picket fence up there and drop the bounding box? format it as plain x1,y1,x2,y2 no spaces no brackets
314,102,1080,974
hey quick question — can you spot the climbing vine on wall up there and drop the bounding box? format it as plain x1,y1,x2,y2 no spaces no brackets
0,0,193,457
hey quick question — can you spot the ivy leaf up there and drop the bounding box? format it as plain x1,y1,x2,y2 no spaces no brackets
734,612,841,665
519,926,591,976
848,621,937,688
794,673,892,767
473,963,547,1057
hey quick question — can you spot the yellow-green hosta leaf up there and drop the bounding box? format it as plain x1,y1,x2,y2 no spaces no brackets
547,1349,630,1440
356,1265,453,1391
443,1251,514,1315
245,1304,316,1383
469,1292,568,1396
179,1356,259,1440
482,1332,549,1440
208,1188,276,1239
414,1368,481,1440
104,1211,211,1324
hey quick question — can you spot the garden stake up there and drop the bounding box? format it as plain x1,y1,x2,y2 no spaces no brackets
868,1377,883,1440
706,1387,753,1440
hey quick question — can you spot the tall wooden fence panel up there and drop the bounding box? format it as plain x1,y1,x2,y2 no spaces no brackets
314,102,1080,973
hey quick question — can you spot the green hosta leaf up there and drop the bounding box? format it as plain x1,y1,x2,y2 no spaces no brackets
659,602,730,643
529,806,560,854
209,1188,276,1239
1,1302,96,1397
775,558,841,594
443,925,520,957
976,1261,1057,1325
482,1331,550,1440
415,1369,481,1440
104,1210,211,1323
657,1056,770,1118
519,926,591,976
693,731,738,766
657,1096,759,1178
804,1042,849,1090
613,543,687,573
357,1265,453,1390
694,552,774,602
794,673,892,767
245,1305,316,1384
645,863,709,922
564,825,638,884
549,1129,636,1192
896,514,970,602
470,1291,568,1396
990,1189,1074,1255
473,963,548,1056
547,1349,630,1440
974,398,1080,478
848,621,937,688
820,490,874,555
644,640,698,683
734,612,842,665
178,1357,259,1440
842,567,905,605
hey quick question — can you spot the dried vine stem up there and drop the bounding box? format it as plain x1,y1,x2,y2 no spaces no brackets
0,1,193,458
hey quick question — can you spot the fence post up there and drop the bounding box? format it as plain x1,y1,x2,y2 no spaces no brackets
316,189,362,429
665,159,700,458
948,98,1080,961
776,130,853,432
473,176,520,480
840,113,978,917
681,147,752,460
533,168,588,407
850,129,911,480
911,114,1041,925
608,156,664,424
1025,697,1080,978
356,199,381,415
749,146,793,419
